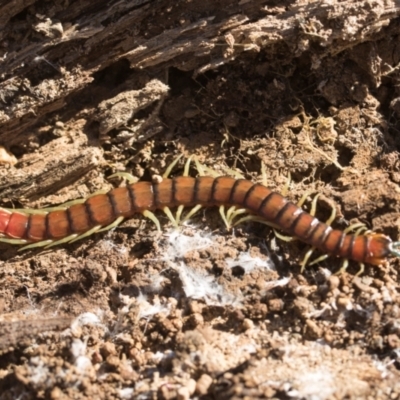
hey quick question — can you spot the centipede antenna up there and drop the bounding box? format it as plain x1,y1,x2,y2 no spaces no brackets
389,241,400,258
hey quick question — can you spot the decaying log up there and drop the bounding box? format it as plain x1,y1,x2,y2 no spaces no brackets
0,0,399,200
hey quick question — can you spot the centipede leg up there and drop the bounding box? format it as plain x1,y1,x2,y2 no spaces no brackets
335,259,349,275
195,162,219,178
309,254,329,266
194,158,206,177
68,225,103,243
355,263,365,276
219,205,248,229
219,206,231,230
163,207,179,228
181,204,203,223
97,216,125,233
300,246,316,273
273,229,296,242
108,172,137,184
163,154,184,179
344,223,369,236
142,210,161,232
174,157,194,224
43,234,79,249
20,239,54,251
0,237,28,245
335,259,363,276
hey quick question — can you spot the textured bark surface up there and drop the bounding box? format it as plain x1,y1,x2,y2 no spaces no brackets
1,0,400,398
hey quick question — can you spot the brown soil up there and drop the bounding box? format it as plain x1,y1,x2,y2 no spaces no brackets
1,1,400,399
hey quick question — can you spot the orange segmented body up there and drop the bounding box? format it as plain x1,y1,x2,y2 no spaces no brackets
0,176,398,266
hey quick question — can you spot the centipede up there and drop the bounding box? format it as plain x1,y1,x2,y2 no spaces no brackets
0,163,399,274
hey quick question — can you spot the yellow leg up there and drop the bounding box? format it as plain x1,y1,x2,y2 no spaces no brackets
175,205,184,225
219,205,248,230
226,207,248,226
183,156,193,177
0,237,28,245
163,207,178,228
196,163,220,178
273,229,296,242
355,262,365,276
300,246,316,272
181,204,203,223
142,210,161,232
96,216,125,233
219,205,231,230
69,225,103,243
194,158,206,177
296,191,312,208
335,259,349,275
163,154,183,179
108,172,137,184
165,156,193,225
343,222,366,234
355,227,370,236
324,199,336,226
309,194,320,216
308,253,329,266
42,234,79,249
19,239,53,251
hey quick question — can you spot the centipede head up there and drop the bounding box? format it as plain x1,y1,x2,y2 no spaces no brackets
364,234,394,265
389,241,400,259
